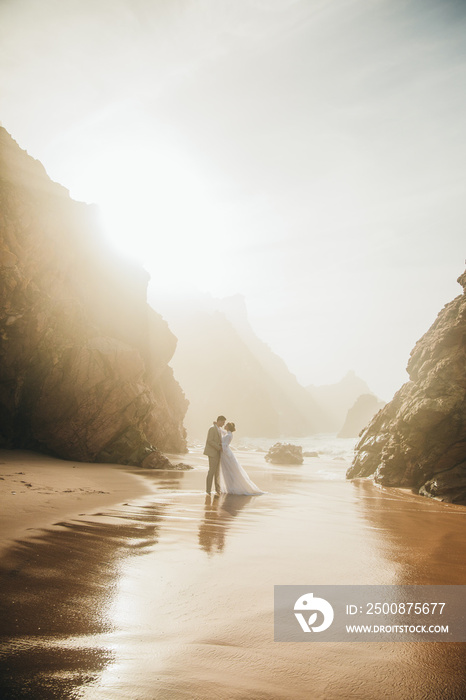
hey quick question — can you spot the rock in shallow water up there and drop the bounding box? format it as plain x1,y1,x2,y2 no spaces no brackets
347,269,466,504
265,443,304,464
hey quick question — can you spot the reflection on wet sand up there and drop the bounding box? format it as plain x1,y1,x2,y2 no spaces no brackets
142,470,186,491
1,458,466,700
351,477,466,700
198,494,253,554
352,478,466,585
0,502,165,699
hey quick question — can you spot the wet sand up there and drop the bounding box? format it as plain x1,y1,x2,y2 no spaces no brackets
0,449,465,699
0,450,154,556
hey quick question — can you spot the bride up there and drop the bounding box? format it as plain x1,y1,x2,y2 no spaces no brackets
219,422,264,495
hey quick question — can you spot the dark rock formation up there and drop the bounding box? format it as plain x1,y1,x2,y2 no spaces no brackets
0,127,188,465
141,450,192,470
338,394,385,438
265,443,304,465
347,270,466,504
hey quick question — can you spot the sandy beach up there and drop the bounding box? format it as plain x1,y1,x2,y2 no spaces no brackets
1,447,465,699
0,450,154,557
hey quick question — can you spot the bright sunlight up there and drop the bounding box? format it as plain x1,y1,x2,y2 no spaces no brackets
83,135,233,294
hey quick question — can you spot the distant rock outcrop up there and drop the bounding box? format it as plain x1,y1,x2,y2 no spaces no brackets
265,443,304,464
338,394,385,438
347,270,466,504
0,128,187,465
151,293,326,438
306,371,373,434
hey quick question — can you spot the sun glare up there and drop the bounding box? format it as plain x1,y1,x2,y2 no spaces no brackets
84,137,233,294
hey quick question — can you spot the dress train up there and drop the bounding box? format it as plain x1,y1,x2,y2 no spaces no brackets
219,432,264,496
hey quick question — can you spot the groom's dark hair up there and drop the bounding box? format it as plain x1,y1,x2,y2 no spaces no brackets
217,415,226,422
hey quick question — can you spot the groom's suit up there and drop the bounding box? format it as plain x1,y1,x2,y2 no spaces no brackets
204,423,222,494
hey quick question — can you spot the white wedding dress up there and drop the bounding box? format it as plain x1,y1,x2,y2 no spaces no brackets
219,431,264,495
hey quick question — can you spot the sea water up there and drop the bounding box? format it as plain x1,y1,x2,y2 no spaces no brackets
189,433,358,481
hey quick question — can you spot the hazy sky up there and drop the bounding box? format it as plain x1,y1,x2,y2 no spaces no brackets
1,0,465,400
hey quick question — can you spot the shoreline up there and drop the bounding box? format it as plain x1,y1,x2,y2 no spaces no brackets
2,448,464,561
0,449,156,558
2,447,464,561
1,447,465,699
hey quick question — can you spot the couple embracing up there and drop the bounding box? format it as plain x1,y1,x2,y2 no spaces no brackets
204,415,264,496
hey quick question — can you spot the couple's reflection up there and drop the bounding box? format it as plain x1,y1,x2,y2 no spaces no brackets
198,493,253,554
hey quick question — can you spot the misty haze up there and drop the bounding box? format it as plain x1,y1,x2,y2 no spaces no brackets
1,1,465,699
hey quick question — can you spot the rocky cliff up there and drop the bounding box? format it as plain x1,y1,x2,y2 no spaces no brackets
347,270,466,503
149,292,325,438
306,371,373,434
0,127,187,465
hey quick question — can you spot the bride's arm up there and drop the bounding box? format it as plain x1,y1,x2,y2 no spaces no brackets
223,432,233,448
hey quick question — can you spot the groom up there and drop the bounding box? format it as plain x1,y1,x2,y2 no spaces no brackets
204,415,226,495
